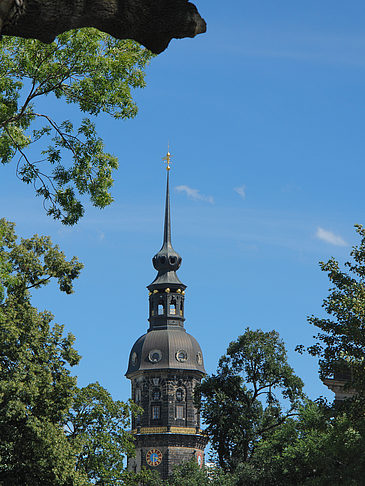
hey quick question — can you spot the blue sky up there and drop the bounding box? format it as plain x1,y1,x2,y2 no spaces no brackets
2,1,365,404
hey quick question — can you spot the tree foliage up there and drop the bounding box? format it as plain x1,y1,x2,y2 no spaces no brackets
235,400,365,486
0,218,85,484
297,224,365,397
196,328,304,472
0,30,153,224
165,460,235,486
0,219,142,485
64,382,140,484
120,461,234,486
119,470,160,486
229,227,365,485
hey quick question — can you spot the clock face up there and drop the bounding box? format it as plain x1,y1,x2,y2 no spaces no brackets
146,448,163,466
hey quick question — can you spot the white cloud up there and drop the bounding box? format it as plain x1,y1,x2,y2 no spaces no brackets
234,185,246,199
316,227,347,246
175,185,214,204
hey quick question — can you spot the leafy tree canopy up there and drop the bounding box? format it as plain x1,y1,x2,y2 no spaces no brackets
64,382,141,484
0,30,153,224
121,468,163,486
196,328,304,472
0,218,85,484
164,460,236,486
235,400,365,486
0,219,143,485
120,461,235,486
297,224,365,397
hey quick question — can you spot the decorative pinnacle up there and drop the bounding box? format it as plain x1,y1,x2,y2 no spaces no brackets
162,147,172,171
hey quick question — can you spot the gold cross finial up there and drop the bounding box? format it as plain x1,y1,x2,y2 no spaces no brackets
162,145,172,171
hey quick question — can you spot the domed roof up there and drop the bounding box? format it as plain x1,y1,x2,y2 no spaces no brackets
126,328,205,376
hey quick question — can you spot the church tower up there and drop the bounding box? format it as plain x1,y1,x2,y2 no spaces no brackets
126,153,208,479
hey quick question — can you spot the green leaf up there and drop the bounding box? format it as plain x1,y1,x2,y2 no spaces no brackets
0,31,154,224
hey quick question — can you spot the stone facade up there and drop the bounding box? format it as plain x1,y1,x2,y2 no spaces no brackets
126,343,208,478
128,434,207,478
131,370,201,430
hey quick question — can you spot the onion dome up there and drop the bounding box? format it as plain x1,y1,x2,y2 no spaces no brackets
126,328,205,377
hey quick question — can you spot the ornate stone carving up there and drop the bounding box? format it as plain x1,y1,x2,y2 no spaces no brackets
0,0,206,54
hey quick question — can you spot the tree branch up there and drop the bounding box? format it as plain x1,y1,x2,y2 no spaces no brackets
5,126,62,217
26,275,52,290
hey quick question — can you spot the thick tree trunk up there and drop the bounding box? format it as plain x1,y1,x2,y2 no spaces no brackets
0,0,206,53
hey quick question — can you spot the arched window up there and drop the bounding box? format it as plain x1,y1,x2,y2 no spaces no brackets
169,300,176,315
152,388,161,400
180,300,184,316
152,405,160,420
176,405,185,419
158,304,164,315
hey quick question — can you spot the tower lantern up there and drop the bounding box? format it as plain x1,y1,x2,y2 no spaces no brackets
126,151,208,478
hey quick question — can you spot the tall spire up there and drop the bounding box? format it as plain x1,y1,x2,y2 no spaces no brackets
146,150,186,330
163,170,171,247
148,150,185,290
162,149,172,247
